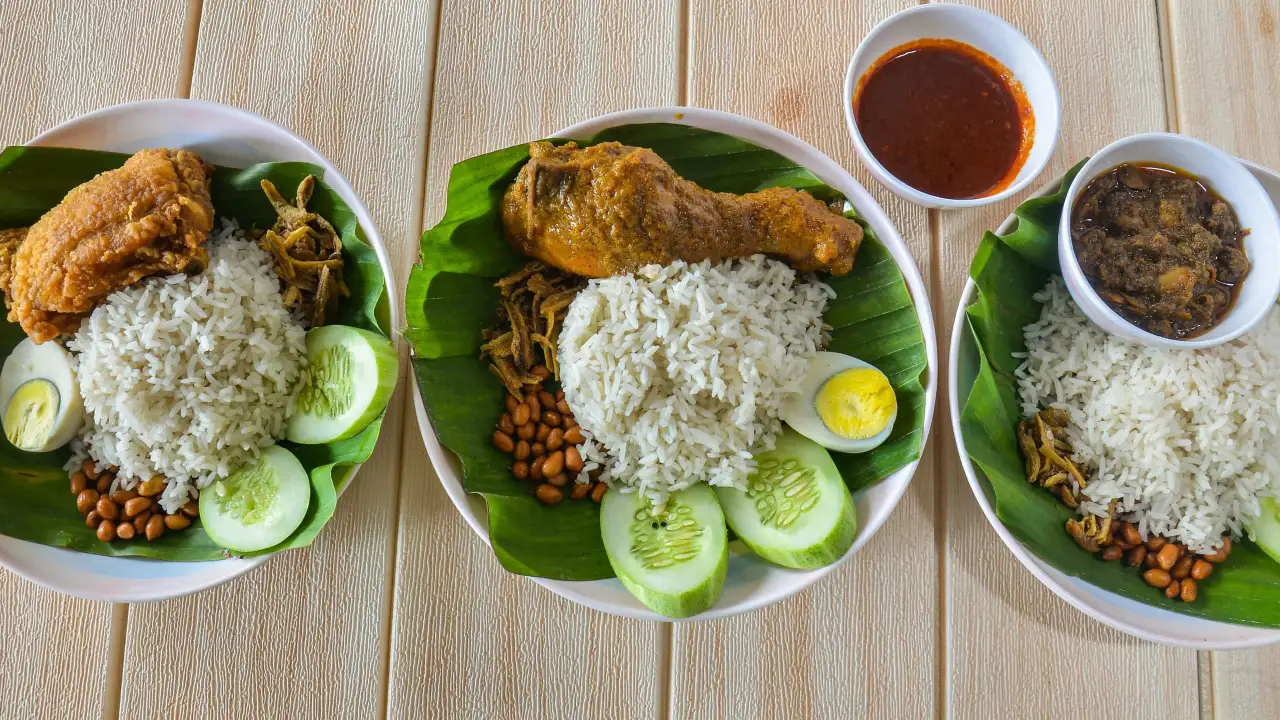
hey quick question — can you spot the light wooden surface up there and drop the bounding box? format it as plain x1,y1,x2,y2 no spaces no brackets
3,0,1280,718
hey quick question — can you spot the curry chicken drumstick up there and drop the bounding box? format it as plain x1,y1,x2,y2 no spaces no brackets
501,141,863,278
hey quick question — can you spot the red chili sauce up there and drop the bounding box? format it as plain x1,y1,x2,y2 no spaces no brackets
854,39,1034,200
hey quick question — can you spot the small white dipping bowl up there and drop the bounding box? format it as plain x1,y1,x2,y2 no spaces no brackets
1058,133,1280,349
843,4,1061,209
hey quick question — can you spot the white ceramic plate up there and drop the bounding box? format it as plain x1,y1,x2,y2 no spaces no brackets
414,106,938,621
949,160,1280,648
0,99,397,603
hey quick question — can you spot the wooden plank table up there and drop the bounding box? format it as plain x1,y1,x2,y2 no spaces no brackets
1,0,1277,717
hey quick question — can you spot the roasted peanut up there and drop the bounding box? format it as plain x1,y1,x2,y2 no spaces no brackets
181,501,200,518
590,482,607,503
133,512,152,534
530,457,545,481
512,461,530,481
499,413,516,435
1144,552,1159,568
542,410,561,428
1146,535,1167,552
514,440,531,461
139,476,165,497
124,497,152,518
557,400,571,415
526,396,542,423
542,450,565,477
564,416,578,430
1172,555,1193,580
164,514,191,531
1155,543,1180,571
512,404,531,426
116,522,136,540
76,489,100,515
563,426,585,445
523,382,540,396
505,395,520,414
516,424,535,441
1126,545,1147,568
556,389,565,401
1191,559,1214,580
83,459,101,480
1143,568,1172,588
1164,579,1182,599
111,489,138,505
70,471,88,495
492,431,515,454
145,515,165,541
535,484,564,505
1120,522,1142,547
97,520,116,542
1101,545,1123,562
96,497,119,521
547,473,568,488
96,475,111,494
565,446,584,474
530,442,545,457
539,391,557,408
531,365,551,380
536,424,551,443
570,483,592,500
85,511,101,529
1203,536,1232,563
546,428,564,452
1180,577,1198,602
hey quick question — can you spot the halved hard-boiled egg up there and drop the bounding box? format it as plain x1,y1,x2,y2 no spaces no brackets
0,338,83,452
781,351,897,454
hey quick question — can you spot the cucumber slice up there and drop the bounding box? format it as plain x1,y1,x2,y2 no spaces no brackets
286,325,398,445
1247,495,1280,565
200,445,311,553
714,428,857,569
600,484,728,618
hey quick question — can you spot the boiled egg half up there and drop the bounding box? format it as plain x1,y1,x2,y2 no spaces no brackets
781,351,897,454
0,338,83,452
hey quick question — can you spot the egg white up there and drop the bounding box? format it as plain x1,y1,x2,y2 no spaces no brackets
0,338,84,452
781,351,896,454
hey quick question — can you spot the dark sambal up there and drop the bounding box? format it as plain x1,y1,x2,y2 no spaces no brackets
1071,163,1250,339
854,38,1033,200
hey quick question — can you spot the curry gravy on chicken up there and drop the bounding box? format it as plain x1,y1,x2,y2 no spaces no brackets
1071,163,1250,340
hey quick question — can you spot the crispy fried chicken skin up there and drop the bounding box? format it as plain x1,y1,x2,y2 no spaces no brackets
1,149,214,343
501,142,862,278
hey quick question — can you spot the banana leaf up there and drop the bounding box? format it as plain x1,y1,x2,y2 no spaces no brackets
0,146,390,561
960,159,1280,627
407,124,928,581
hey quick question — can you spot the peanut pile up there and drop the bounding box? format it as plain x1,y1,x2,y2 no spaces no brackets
71,460,198,543
1074,517,1231,603
491,365,606,506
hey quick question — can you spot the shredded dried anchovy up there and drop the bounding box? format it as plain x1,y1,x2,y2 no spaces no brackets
481,261,584,398
257,176,349,327
1017,408,1114,550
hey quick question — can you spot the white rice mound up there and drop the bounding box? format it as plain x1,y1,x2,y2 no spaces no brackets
1015,276,1280,553
558,255,833,507
67,224,306,513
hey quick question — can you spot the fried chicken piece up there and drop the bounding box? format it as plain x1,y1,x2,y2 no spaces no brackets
3,149,214,343
0,228,26,302
501,142,862,278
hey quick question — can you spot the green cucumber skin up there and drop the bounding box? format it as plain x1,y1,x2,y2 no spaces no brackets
612,547,728,619
600,485,729,619
1248,496,1280,565
715,429,859,570
728,487,857,570
287,325,398,445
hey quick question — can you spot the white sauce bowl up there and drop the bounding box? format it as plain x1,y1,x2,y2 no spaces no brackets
843,4,1061,209
1058,132,1280,349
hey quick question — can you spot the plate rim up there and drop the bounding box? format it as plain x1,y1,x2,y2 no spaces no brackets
947,159,1280,649
412,105,939,621
0,98,398,603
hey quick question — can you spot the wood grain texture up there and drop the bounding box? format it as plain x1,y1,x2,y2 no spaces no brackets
116,0,433,716
1167,2,1280,716
937,2,1201,717
0,1,188,718
387,1,680,719
674,2,937,718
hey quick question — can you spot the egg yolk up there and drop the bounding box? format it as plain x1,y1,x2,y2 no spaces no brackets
814,367,896,440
